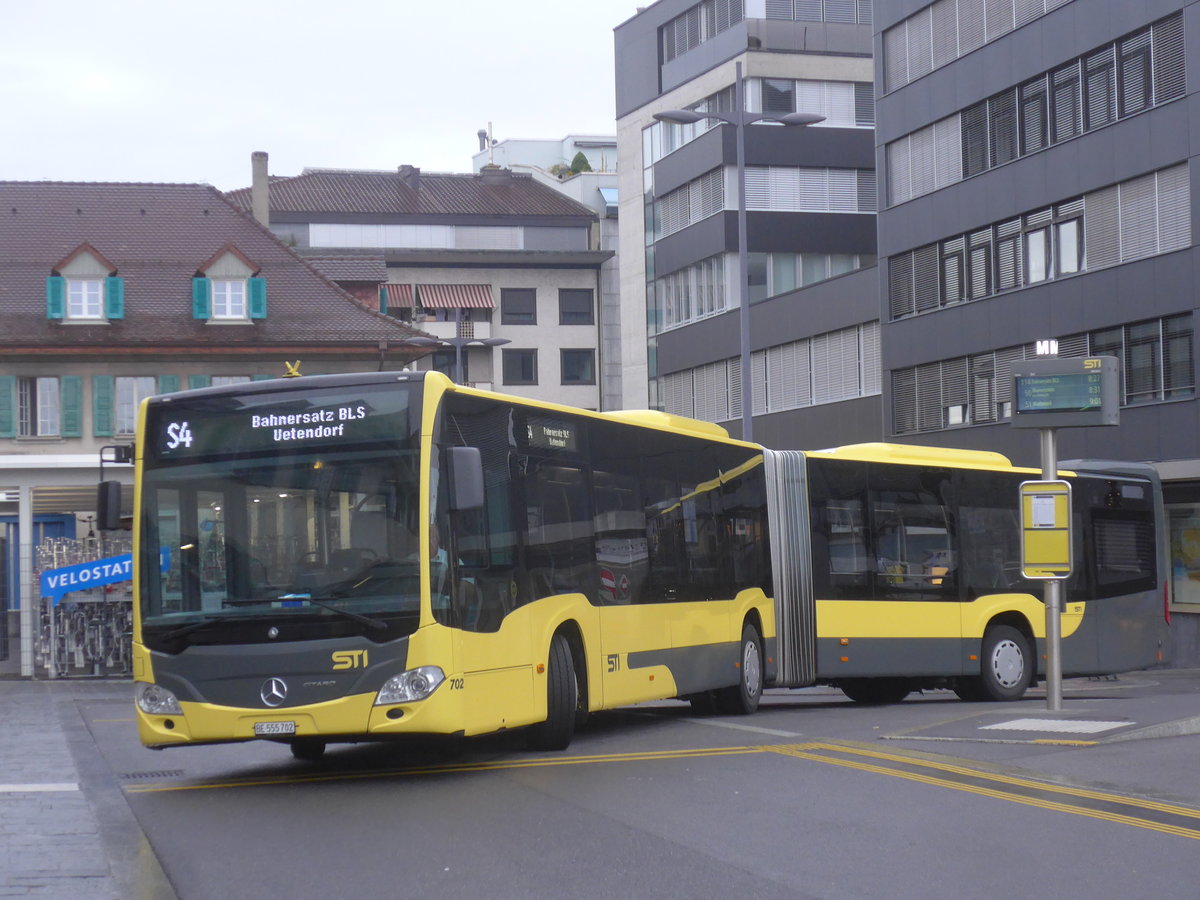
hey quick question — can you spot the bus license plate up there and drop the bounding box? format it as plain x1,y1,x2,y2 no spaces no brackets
254,721,296,736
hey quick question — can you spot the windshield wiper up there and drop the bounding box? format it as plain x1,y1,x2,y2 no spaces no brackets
157,616,225,642
275,593,389,633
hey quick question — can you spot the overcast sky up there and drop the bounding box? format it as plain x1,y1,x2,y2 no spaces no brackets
1,0,637,192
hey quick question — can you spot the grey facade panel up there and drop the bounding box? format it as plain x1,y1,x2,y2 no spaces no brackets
753,395,883,451
661,25,751,96
652,126,875,198
656,266,879,372
654,211,877,277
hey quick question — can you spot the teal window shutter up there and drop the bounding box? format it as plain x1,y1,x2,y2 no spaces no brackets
60,376,82,437
379,285,387,315
92,375,114,437
192,277,211,319
0,376,15,437
46,276,65,319
252,374,273,381
105,277,125,319
158,375,180,394
248,277,267,319
188,375,211,390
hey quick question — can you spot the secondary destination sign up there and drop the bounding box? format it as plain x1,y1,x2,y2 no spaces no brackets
1011,356,1119,428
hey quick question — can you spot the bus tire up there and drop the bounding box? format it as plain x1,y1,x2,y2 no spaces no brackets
840,679,910,705
977,624,1033,701
716,623,764,715
527,633,577,751
290,739,326,761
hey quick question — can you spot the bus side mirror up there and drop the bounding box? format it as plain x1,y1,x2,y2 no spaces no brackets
97,481,123,531
447,447,484,512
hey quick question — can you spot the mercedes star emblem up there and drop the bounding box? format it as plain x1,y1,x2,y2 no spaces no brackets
260,677,288,707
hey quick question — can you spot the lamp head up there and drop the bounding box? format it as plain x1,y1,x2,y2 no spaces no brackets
653,109,705,125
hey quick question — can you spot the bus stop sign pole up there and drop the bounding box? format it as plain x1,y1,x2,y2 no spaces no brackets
1013,355,1120,712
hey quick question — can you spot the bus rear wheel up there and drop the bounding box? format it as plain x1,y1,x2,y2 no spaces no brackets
527,633,577,751
715,623,763,715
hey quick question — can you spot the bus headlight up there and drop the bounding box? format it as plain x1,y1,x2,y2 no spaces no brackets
375,666,445,705
135,683,183,715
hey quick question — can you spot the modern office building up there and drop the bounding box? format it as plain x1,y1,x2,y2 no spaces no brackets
614,0,880,447
875,0,1199,658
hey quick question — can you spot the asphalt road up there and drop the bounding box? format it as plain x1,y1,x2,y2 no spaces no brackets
74,672,1200,899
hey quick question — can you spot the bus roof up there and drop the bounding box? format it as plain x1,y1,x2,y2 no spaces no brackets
596,409,732,440
806,442,1016,471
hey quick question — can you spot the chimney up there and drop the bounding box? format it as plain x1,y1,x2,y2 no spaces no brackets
250,151,269,226
477,129,489,151
479,165,512,185
398,165,421,189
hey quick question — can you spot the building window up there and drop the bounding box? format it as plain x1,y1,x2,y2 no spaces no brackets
18,377,60,437
502,349,538,385
68,279,104,319
892,315,1195,435
558,289,594,325
211,280,247,318
887,13,1186,206
116,376,156,436
211,376,252,386
888,164,1188,321
501,289,537,325
561,350,596,385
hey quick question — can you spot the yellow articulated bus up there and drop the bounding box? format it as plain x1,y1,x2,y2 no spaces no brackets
130,372,1168,758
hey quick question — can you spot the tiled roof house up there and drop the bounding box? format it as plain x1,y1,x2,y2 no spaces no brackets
0,180,428,455
226,157,613,408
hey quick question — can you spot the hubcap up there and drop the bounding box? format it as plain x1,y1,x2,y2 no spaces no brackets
990,639,1025,688
743,641,762,698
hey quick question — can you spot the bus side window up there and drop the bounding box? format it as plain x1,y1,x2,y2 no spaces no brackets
869,472,956,602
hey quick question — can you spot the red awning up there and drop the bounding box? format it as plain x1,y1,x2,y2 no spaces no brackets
383,284,414,307
416,284,494,309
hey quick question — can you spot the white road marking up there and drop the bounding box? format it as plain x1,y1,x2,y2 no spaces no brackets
979,718,1129,734
682,718,803,737
0,782,79,793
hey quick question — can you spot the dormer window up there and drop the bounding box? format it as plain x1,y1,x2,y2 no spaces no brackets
212,279,247,318
193,245,266,321
47,244,123,322
69,279,104,319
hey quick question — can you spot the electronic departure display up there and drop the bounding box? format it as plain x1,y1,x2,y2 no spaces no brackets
144,380,420,463
1011,356,1120,428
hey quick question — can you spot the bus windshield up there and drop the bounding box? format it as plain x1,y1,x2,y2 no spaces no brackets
138,379,425,651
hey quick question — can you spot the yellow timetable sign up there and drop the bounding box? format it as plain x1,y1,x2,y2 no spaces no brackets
1020,480,1072,580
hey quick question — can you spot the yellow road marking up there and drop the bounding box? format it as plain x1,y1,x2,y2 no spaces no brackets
124,745,761,793
124,739,1200,841
764,742,1200,839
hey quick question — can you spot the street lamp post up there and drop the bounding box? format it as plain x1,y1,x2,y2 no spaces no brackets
654,61,823,443
403,308,511,384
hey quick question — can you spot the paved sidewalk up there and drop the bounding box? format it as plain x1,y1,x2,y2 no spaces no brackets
0,678,172,899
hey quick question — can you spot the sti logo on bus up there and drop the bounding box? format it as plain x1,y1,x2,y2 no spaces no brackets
165,421,193,449
332,650,368,670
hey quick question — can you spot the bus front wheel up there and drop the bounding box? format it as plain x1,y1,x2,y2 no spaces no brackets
971,624,1033,702
715,623,763,715
527,633,577,751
